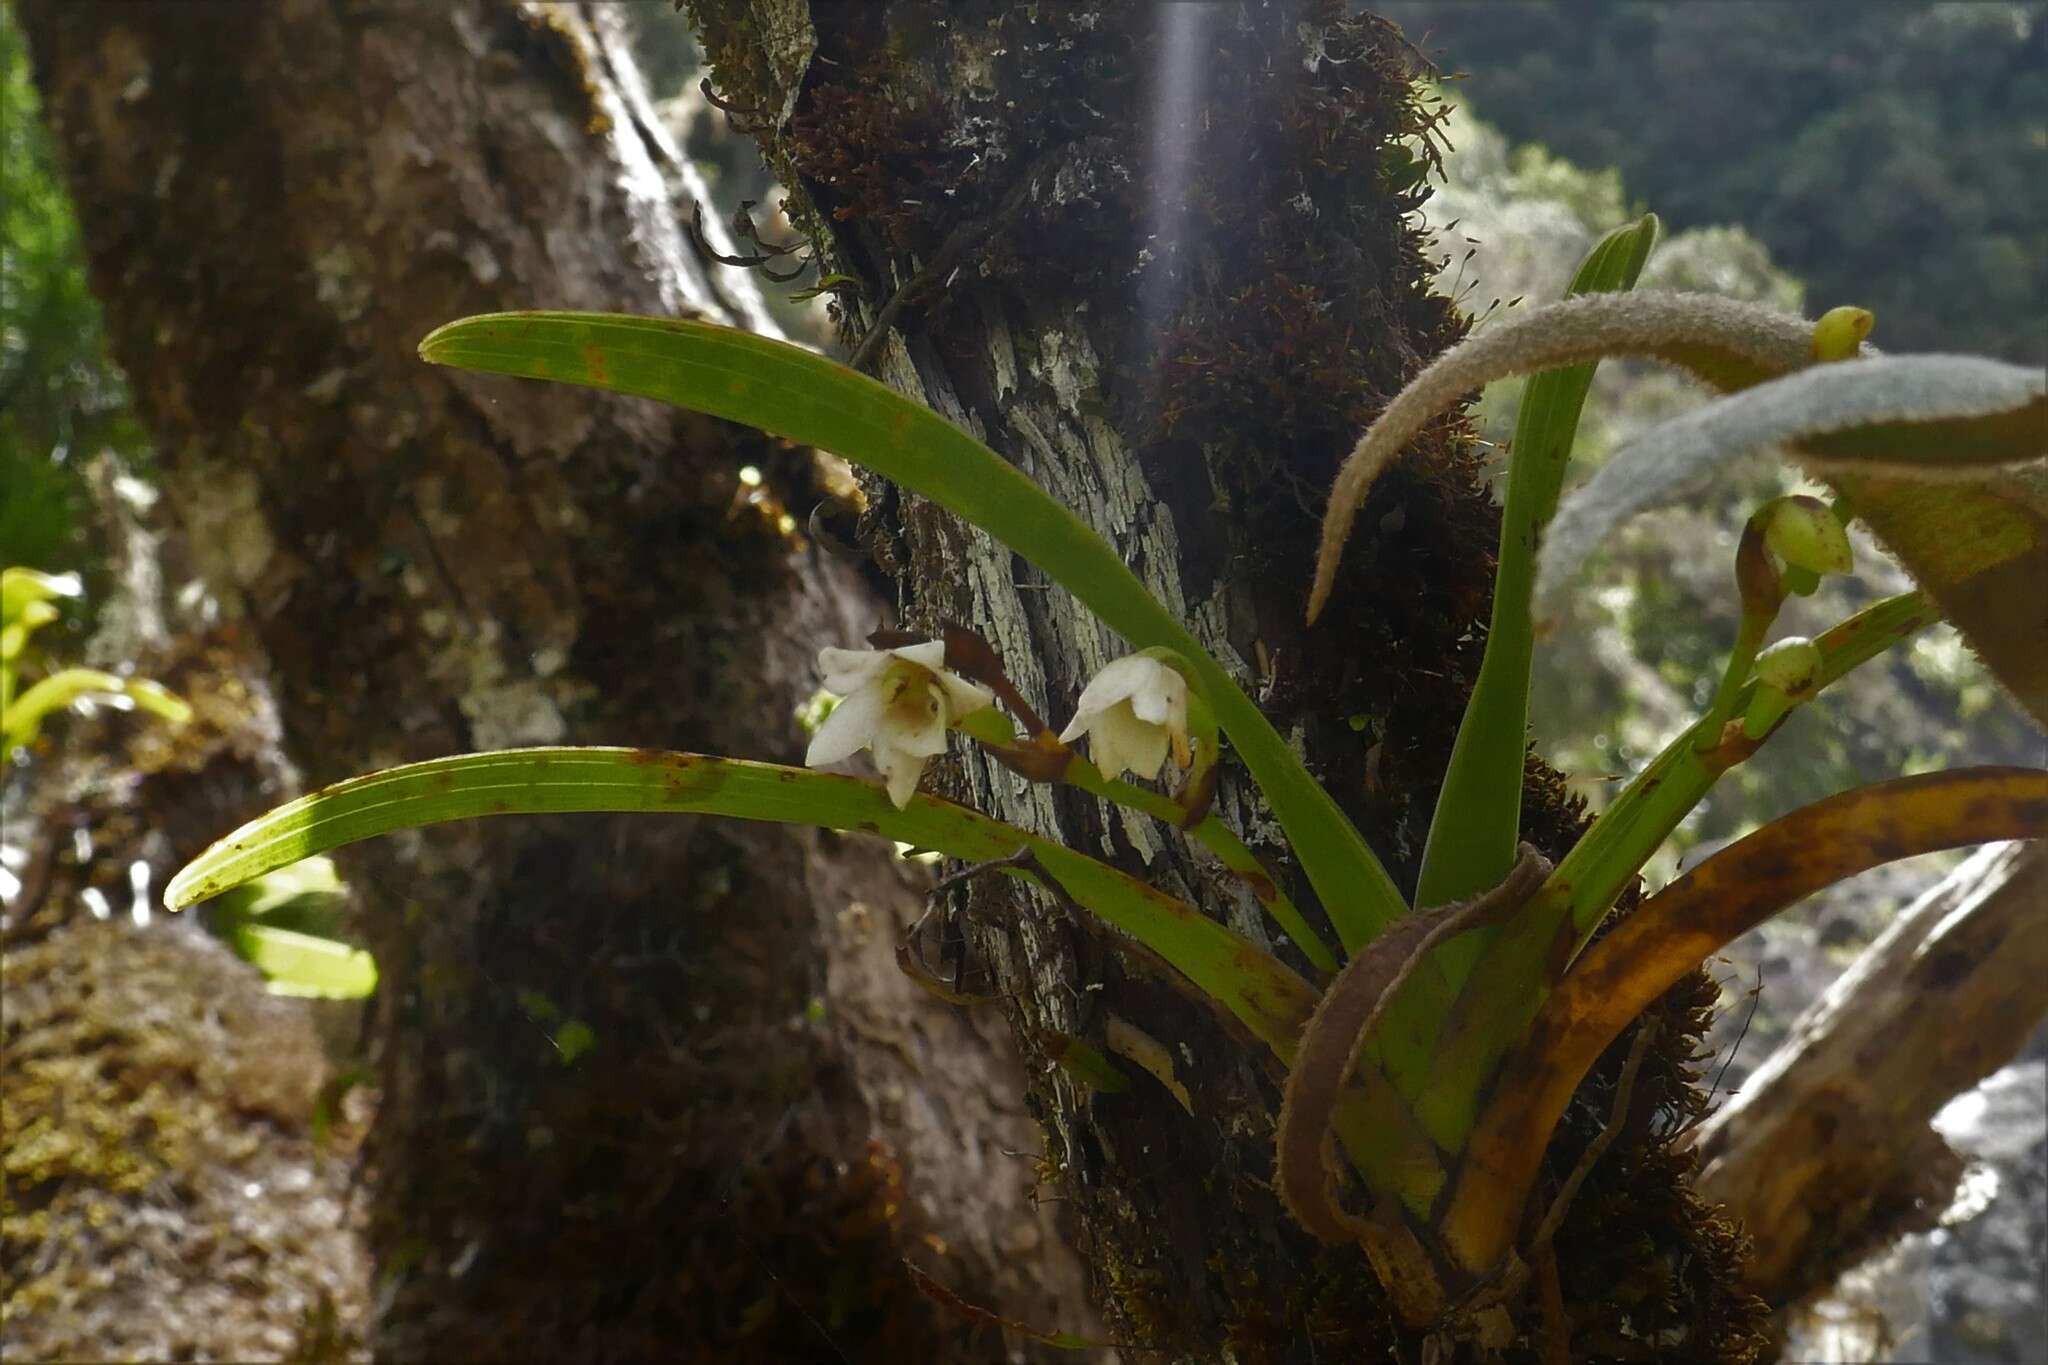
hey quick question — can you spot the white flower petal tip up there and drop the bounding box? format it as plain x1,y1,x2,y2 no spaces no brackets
1060,654,1191,781
804,642,994,807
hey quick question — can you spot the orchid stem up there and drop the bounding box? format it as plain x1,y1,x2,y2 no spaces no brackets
954,709,1339,973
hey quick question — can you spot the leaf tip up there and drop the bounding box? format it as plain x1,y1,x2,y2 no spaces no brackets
1618,210,1661,271
417,322,457,364
161,871,203,912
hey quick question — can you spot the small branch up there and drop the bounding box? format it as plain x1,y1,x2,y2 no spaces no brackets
696,76,766,133
1529,1018,1659,1258
1532,1240,1571,1365
688,201,810,281
901,845,1039,995
1693,840,2048,1305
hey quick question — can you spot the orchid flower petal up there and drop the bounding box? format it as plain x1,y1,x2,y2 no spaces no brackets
807,684,887,766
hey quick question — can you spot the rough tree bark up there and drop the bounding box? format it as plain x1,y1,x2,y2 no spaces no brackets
23,2,1093,1359
693,2,1764,1360
1695,839,2048,1309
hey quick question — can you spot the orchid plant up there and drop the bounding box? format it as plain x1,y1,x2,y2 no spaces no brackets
164,214,2046,1340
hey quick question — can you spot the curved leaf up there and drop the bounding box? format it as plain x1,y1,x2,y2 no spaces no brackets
171,746,1462,1219
1309,290,1826,622
1439,765,2048,1275
418,312,1406,955
1534,354,2048,620
1276,849,1549,1246
1836,461,2048,728
165,746,1319,1061
2,667,191,750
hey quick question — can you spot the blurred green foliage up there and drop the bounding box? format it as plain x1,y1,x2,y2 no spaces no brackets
1,11,145,577
1385,1,2047,364
208,857,379,1000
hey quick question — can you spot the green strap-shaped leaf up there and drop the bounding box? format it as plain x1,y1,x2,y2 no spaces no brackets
417,313,1407,956
165,747,1319,1061
1393,216,1660,1106
1414,215,1658,921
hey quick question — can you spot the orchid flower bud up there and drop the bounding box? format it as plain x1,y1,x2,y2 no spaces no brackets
1808,306,1874,363
1744,636,1823,738
1761,495,1853,584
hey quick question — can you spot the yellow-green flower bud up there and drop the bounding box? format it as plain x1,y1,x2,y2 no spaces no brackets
1744,636,1823,739
1809,306,1874,362
1762,495,1854,582
1,567,83,626
1754,637,1821,697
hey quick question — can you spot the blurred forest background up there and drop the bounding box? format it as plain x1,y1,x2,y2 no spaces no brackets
4,2,2043,1361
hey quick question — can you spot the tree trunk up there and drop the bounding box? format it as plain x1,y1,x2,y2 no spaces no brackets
23,2,1091,1359
1694,839,2048,1309
693,2,1764,1359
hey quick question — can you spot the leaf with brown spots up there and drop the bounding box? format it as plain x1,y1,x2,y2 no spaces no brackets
164,746,1324,1067
1441,766,2048,1275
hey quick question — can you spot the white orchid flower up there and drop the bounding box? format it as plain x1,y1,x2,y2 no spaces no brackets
805,642,993,808
1058,653,1191,781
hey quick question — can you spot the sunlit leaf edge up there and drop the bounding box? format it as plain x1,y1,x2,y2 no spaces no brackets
230,923,379,1000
